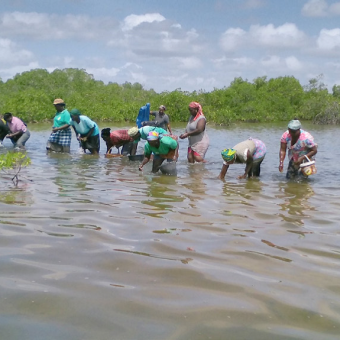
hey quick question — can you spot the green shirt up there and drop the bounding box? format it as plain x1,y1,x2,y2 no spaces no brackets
134,126,167,143
53,109,71,128
144,136,177,157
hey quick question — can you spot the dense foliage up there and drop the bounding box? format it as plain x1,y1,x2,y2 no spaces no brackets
0,68,339,125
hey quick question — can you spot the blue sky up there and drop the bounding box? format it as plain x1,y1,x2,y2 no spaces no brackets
1,0,340,92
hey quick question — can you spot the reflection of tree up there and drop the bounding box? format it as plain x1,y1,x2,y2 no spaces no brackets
0,186,34,206
277,181,315,226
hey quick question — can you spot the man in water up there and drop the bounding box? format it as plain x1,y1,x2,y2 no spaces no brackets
142,105,172,134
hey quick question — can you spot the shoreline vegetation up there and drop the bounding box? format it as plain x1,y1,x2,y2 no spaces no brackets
0,68,339,125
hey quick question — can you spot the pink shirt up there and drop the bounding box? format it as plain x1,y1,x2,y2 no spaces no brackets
7,117,27,134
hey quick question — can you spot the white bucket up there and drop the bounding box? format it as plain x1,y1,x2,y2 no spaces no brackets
300,155,317,176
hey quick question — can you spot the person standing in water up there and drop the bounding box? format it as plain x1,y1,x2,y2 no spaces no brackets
279,119,317,178
179,102,209,163
47,98,72,153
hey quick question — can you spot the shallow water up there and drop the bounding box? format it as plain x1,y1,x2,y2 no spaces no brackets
0,122,340,340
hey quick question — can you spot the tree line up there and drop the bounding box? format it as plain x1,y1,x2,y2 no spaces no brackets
0,68,339,125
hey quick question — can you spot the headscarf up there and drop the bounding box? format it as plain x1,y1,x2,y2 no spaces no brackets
70,108,81,116
189,102,204,121
128,127,139,137
287,119,301,130
101,128,111,137
159,105,166,111
221,148,236,162
147,131,159,141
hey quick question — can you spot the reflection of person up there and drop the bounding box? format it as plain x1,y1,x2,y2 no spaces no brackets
219,138,267,180
127,126,167,143
47,98,72,153
279,119,317,179
70,109,100,154
179,102,209,163
139,132,178,173
0,117,10,147
3,113,30,149
101,128,137,156
143,105,172,134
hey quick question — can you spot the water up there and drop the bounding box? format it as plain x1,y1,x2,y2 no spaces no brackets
0,122,339,340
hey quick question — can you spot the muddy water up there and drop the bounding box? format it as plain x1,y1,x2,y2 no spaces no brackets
0,122,339,340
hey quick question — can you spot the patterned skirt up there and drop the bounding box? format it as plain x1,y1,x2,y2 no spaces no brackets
48,127,72,146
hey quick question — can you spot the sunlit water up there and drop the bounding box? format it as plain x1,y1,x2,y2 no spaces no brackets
0,122,339,340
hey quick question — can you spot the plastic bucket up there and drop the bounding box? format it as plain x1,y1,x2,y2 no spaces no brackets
159,161,177,176
300,156,317,176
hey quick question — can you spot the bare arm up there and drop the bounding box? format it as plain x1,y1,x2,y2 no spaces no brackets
53,124,70,132
239,151,253,179
218,163,229,180
180,119,206,139
279,142,287,172
139,154,151,171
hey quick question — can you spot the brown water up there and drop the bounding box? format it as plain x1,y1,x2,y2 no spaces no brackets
0,122,339,340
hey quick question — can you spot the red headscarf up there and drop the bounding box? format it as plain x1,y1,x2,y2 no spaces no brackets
189,102,204,121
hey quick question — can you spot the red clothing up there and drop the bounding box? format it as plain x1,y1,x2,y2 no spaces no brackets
109,130,133,146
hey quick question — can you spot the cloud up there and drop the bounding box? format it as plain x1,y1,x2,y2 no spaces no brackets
0,11,120,40
242,0,266,9
220,23,306,52
0,38,34,65
121,13,165,31
302,0,340,17
317,28,340,51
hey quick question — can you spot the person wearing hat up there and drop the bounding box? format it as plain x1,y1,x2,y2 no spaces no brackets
139,131,178,173
3,112,30,149
218,138,267,180
70,109,100,154
47,98,72,152
101,128,136,156
127,126,168,143
142,105,172,134
279,119,317,178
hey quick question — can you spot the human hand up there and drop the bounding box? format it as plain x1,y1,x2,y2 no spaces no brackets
279,163,284,172
52,127,58,133
139,164,143,171
238,174,247,179
81,137,87,142
179,133,188,139
6,134,12,138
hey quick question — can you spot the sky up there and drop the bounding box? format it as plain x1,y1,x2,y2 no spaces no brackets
0,0,340,93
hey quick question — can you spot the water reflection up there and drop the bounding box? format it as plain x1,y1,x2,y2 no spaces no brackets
277,181,315,226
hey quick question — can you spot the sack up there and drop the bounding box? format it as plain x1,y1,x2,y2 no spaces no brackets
300,155,317,176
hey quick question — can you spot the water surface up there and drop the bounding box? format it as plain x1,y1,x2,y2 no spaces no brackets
0,122,339,340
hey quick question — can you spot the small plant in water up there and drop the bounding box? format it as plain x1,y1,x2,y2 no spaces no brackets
0,151,31,186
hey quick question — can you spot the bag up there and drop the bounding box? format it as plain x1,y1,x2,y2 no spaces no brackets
300,155,317,176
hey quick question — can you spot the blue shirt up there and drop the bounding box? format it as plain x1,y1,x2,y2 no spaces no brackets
70,115,99,136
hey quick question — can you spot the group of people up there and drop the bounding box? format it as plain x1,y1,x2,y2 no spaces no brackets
0,98,317,179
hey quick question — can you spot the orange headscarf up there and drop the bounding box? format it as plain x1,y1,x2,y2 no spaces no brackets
189,102,204,121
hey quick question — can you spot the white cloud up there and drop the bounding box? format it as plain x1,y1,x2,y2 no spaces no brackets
302,0,340,17
250,23,306,48
121,13,165,31
317,28,340,50
0,11,120,40
285,56,303,71
302,0,328,17
220,28,247,51
174,57,202,69
220,23,306,52
0,38,34,65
